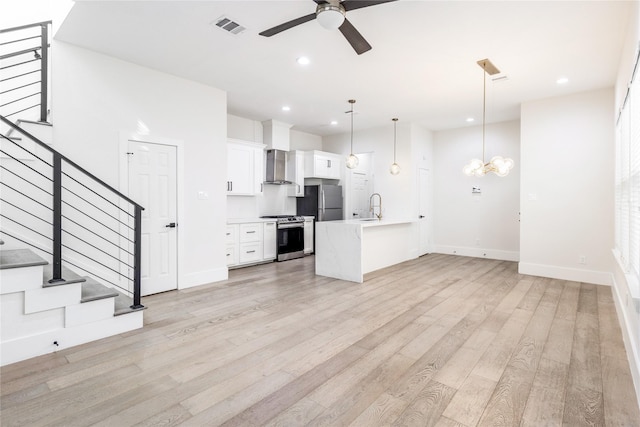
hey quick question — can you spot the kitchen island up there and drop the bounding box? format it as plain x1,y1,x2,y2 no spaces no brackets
315,219,418,283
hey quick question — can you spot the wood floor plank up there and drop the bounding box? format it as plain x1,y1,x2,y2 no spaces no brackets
441,373,497,427
1,255,639,427
392,380,457,427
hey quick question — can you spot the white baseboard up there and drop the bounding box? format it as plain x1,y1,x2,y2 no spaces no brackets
180,267,228,290
610,274,640,412
434,245,519,262
1,311,142,366
518,262,613,286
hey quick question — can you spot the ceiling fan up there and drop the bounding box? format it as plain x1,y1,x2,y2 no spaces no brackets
259,0,398,55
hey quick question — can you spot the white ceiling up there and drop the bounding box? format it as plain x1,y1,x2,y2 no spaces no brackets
55,1,631,136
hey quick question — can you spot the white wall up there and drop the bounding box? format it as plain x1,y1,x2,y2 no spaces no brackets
323,122,417,220
433,120,520,260
520,89,614,284
52,42,228,288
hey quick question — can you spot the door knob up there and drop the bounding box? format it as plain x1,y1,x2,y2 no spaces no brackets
419,215,425,219
165,222,177,228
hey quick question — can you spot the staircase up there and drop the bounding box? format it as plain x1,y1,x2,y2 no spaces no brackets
0,242,143,366
0,22,146,366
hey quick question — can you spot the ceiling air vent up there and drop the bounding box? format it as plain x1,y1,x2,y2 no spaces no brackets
213,16,246,35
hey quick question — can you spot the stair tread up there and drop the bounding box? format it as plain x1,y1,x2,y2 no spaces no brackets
0,249,48,270
81,277,118,303
114,292,145,316
42,264,86,287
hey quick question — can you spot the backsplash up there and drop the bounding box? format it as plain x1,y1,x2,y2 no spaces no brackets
226,184,296,219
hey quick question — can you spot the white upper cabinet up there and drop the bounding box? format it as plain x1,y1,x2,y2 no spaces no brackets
227,139,265,196
287,150,305,197
304,150,342,180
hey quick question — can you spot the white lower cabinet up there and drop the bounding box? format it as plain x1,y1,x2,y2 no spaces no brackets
263,221,277,260
227,221,277,268
304,217,314,254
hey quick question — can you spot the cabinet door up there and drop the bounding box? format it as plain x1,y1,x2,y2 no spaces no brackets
287,151,305,197
304,219,314,254
239,223,262,242
314,155,331,178
263,222,277,259
254,148,264,195
325,155,342,179
226,244,238,266
227,144,254,195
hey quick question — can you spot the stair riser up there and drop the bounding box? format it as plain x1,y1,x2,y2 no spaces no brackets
0,265,44,294
1,292,64,341
25,283,82,314
66,297,115,327
1,310,143,366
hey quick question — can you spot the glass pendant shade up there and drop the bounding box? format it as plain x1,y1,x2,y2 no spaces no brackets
346,153,359,169
390,162,400,175
316,6,345,30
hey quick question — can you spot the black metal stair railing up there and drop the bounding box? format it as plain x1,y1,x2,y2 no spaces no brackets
0,115,145,309
0,21,51,123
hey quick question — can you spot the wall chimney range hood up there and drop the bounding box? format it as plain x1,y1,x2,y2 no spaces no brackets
265,149,292,185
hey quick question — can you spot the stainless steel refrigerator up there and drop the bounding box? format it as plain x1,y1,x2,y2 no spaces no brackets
296,184,343,221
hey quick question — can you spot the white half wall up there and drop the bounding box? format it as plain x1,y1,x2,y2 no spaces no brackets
519,89,614,285
52,42,228,289
432,120,520,260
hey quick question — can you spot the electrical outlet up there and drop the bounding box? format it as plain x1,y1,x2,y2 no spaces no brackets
579,255,586,264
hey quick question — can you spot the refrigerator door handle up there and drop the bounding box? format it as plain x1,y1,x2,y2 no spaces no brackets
321,190,326,219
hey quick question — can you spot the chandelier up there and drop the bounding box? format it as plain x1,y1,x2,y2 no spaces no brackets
463,59,514,177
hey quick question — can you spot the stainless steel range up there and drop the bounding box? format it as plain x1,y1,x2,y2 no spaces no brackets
260,216,305,261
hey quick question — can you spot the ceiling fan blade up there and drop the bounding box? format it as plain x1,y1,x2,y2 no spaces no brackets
341,0,398,12
259,13,316,37
339,18,372,55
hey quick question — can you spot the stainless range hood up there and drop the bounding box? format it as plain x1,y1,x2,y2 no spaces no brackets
265,149,292,185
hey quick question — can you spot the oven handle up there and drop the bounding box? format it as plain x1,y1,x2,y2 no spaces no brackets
278,222,304,229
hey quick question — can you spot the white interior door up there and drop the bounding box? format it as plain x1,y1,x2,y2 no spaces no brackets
349,171,372,218
418,168,430,256
128,140,177,295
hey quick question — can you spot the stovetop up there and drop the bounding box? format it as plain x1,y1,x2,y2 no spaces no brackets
261,215,305,223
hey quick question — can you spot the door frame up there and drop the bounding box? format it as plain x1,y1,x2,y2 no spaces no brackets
118,131,184,290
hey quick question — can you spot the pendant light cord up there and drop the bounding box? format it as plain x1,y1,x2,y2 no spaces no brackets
350,100,354,154
393,118,398,162
482,61,486,164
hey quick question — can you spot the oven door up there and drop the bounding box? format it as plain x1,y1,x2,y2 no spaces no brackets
277,224,304,261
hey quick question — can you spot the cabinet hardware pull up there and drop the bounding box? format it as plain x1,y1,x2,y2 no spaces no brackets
247,250,255,253
247,231,256,234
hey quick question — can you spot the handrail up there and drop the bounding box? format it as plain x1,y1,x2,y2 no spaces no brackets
0,115,144,210
0,115,145,309
0,21,51,122
0,21,52,34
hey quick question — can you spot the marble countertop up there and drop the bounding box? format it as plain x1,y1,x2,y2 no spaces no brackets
321,218,415,228
227,218,277,224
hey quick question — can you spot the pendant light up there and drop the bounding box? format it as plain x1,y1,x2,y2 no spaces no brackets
390,118,400,175
345,99,359,169
463,59,514,177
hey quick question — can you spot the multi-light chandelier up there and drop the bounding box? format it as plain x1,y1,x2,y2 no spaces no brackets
463,59,514,177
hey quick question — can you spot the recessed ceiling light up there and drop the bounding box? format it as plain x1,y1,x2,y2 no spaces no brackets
466,117,475,122
556,77,569,85
296,56,310,65
330,120,338,125
282,106,290,112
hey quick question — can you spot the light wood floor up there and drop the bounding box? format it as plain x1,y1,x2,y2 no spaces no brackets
2,254,639,426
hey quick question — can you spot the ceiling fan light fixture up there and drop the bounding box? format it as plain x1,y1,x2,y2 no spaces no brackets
316,4,345,30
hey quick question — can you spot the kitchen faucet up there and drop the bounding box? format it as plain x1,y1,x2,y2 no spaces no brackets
369,193,382,220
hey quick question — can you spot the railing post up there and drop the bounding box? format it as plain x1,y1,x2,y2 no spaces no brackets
132,205,144,309
39,22,48,123
49,153,63,283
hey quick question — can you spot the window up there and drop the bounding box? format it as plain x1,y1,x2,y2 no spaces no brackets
615,49,640,291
